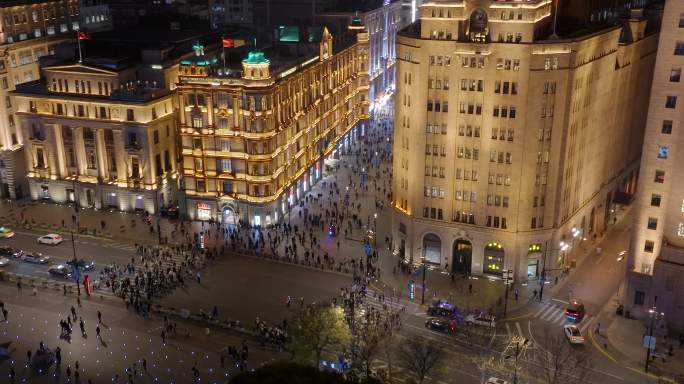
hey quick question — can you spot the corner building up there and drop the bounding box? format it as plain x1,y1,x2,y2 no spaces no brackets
12,58,178,212
178,27,369,226
626,0,684,332
392,0,657,282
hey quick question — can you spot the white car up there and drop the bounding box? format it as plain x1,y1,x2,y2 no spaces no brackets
486,378,510,384
465,313,496,328
563,324,585,344
0,256,10,266
37,234,63,245
22,252,50,264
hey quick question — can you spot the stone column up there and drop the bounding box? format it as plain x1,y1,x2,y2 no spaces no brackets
72,127,87,176
206,94,214,128
232,96,239,128
95,129,108,180
52,124,67,178
112,130,127,181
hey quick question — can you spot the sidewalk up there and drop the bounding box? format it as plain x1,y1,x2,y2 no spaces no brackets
592,293,684,383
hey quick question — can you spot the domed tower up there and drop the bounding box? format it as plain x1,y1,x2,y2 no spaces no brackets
241,51,270,80
348,11,369,43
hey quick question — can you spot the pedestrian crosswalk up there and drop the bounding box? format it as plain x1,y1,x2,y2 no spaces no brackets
106,241,137,252
531,302,593,332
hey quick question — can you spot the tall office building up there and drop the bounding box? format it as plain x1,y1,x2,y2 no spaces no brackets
176,24,369,226
0,0,80,199
391,0,658,282
626,0,684,332
317,0,408,114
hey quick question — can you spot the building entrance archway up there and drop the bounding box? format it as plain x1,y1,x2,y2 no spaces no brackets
422,233,441,265
452,239,472,274
222,206,237,228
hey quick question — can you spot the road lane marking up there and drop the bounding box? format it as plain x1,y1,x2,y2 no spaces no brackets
551,298,569,305
579,316,593,333
538,304,557,320
505,323,512,337
533,305,548,317
515,322,524,338
540,306,559,321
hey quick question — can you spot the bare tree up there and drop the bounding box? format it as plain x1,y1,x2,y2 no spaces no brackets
532,330,593,384
397,338,444,384
464,323,509,383
289,303,351,368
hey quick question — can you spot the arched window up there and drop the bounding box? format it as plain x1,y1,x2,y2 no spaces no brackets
469,9,489,43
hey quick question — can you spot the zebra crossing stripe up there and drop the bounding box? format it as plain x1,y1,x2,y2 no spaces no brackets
533,305,548,318
505,323,512,336
549,310,567,324
540,306,559,321
515,322,524,338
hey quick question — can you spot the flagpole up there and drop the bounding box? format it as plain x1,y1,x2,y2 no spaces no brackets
77,30,83,63
222,36,226,69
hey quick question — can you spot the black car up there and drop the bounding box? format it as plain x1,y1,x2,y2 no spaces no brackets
425,318,455,334
67,258,95,271
0,246,23,258
427,300,457,317
160,206,179,219
48,264,73,278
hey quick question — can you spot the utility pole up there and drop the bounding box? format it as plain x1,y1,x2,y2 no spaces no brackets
645,297,661,373
70,177,80,297
539,241,548,302
503,269,513,318
421,263,426,305
155,189,162,245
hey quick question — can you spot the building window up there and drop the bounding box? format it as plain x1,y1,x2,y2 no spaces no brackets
634,290,645,306
647,217,658,230
662,120,673,134
678,223,684,237
666,96,677,108
651,194,661,207
654,170,665,183
644,240,654,253
680,13,684,28
675,41,684,55
671,68,682,82
126,109,135,121
657,145,669,159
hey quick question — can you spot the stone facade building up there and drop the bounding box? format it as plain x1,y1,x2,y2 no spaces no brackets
0,0,80,199
626,0,684,332
391,0,658,282
12,58,178,213
177,25,369,226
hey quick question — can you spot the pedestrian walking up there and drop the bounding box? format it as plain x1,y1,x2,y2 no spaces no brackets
468,284,473,295
196,272,201,284
161,330,166,344
97,310,102,324
2,308,7,321
142,357,147,372
16,281,21,292
514,288,519,301
96,325,101,338
55,347,61,364
596,322,601,335
26,349,31,364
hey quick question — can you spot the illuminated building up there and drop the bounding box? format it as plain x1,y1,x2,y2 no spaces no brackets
0,0,80,198
177,25,369,226
317,0,409,114
11,53,181,212
391,0,658,281
626,0,684,331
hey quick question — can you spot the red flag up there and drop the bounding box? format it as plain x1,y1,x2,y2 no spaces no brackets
78,31,91,40
222,38,234,48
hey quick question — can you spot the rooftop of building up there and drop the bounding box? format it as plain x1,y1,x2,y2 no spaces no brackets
181,26,360,81
0,0,72,8
326,0,401,13
399,1,662,43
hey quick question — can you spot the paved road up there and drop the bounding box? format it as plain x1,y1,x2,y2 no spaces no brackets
0,284,283,383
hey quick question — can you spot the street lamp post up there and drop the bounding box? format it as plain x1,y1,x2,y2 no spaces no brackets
645,301,663,373
70,177,80,297
503,269,513,318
